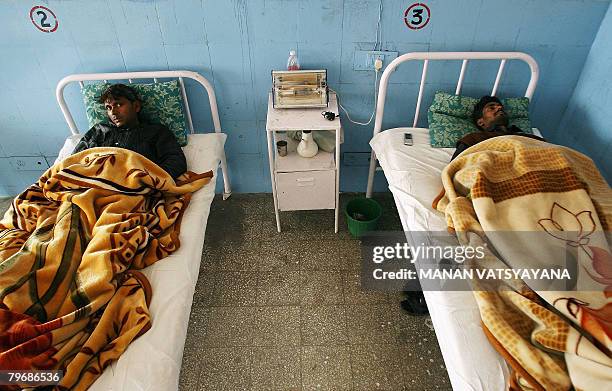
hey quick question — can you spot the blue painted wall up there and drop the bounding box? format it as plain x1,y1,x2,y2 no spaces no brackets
556,3,612,183
0,0,610,196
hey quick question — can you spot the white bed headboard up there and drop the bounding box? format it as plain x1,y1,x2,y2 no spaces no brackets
55,70,232,199
366,51,539,198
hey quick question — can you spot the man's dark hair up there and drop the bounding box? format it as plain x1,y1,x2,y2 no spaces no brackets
472,95,502,126
98,84,140,104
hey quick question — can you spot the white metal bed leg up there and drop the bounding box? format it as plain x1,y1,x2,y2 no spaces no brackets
220,150,232,200
366,150,377,198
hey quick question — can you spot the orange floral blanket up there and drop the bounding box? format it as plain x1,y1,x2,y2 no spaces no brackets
0,148,212,390
433,136,612,390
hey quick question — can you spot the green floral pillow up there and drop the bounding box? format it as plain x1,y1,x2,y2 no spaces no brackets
81,80,189,146
428,91,532,148
427,112,475,148
502,97,531,119
428,93,477,119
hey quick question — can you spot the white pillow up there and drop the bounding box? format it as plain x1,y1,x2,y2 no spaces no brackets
54,134,84,165
183,133,226,173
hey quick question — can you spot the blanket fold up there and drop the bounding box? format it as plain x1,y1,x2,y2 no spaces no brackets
0,147,212,390
433,136,612,390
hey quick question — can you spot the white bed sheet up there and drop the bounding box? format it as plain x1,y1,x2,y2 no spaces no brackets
57,133,226,391
370,127,510,391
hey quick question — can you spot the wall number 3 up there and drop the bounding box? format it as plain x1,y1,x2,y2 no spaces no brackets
411,9,424,25
29,5,59,33
404,3,431,30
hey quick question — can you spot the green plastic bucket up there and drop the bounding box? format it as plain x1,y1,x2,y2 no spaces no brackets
345,198,383,237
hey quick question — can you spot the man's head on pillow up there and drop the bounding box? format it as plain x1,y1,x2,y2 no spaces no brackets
98,84,141,128
472,96,508,130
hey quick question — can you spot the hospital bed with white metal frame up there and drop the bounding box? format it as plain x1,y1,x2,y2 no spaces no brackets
367,51,538,198
55,70,230,390
365,52,540,390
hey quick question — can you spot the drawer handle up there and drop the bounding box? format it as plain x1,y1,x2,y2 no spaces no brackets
296,177,315,187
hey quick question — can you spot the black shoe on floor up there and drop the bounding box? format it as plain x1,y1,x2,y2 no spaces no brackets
400,291,429,315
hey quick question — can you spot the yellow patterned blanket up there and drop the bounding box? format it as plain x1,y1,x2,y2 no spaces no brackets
433,136,612,390
0,148,212,390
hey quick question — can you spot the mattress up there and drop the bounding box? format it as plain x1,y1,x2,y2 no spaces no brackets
370,127,510,391
56,133,226,391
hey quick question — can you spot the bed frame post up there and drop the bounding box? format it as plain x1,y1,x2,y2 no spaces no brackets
191,74,232,201
366,150,378,198
366,54,394,198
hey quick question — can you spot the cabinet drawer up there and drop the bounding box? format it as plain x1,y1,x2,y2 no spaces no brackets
276,170,335,211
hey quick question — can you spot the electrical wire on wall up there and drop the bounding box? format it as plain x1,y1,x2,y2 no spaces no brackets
375,0,383,50
329,0,384,127
331,69,380,126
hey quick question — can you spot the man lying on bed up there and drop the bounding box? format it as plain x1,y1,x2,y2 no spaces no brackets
434,99,612,390
401,97,548,315
73,83,187,179
451,95,545,160
0,83,214,389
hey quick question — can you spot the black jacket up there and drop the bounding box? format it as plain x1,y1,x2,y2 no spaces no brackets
72,123,187,179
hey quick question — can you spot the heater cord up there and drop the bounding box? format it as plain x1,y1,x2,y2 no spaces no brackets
330,69,380,126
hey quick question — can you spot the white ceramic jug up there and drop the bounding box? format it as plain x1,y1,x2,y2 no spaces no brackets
297,130,318,158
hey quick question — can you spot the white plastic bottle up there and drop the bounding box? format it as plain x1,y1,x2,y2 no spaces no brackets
287,50,300,71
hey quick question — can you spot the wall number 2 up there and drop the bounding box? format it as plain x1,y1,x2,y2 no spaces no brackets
36,10,51,28
29,5,59,33
404,3,431,30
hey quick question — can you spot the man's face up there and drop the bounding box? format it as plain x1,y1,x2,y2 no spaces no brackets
477,101,508,129
104,96,141,128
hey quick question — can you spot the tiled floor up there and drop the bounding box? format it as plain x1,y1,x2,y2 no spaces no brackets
179,193,451,391
0,193,452,390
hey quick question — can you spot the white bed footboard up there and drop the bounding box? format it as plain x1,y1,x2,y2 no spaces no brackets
55,70,232,199
366,51,539,198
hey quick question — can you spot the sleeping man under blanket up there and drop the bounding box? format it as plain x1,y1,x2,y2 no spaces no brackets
402,96,547,315
73,83,187,179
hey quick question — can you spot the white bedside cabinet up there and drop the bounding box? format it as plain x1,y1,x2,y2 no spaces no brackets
265,92,342,233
